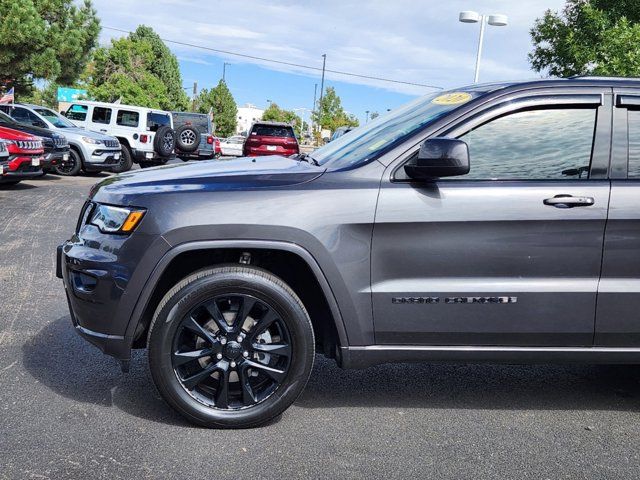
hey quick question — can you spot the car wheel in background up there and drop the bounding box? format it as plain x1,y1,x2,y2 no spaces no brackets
175,125,199,153
53,149,82,176
154,126,176,157
111,146,133,173
147,266,315,428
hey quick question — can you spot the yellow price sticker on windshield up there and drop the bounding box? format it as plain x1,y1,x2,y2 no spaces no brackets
431,92,472,106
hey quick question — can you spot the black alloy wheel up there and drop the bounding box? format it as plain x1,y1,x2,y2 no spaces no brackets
53,149,81,176
148,266,315,428
172,293,292,409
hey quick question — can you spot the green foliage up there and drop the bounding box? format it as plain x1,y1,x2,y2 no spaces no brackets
530,0,640,77
195,80,238,137
262,102,309,136
370,111,380,120
312,87,359,132
0,0,100,95
87,25,189,110
21,82,61,108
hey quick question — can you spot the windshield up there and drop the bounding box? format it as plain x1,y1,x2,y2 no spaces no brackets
34,107,76,128
313,90,482,169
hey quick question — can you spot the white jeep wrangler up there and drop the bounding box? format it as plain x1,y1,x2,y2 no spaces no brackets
65,101,176,168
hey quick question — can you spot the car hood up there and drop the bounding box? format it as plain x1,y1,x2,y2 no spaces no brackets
60,127,116,141
91,155,326,204
0,120,58,139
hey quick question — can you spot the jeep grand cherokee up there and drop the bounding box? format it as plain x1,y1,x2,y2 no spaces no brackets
58,77,640,428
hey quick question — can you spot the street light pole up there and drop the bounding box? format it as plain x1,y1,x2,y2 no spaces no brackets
459,11,508,83
222,62,230,82
319,54,327,110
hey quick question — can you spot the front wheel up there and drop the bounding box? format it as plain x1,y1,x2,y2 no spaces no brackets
111,146,133,173
148,266,315,428
53,149,82,176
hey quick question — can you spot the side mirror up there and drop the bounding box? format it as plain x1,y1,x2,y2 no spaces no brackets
404,138,470,180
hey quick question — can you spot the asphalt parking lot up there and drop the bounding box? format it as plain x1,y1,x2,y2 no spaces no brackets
1,171,640,479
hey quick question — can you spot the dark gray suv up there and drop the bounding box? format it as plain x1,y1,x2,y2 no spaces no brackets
57,77,640,428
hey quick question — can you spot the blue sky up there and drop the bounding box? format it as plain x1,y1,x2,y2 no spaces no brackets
94,0,566,125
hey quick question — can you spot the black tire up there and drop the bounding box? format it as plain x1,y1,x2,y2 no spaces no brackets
111,146,133,173
53,148,82,176
154,126,175,157
148,266,315,428
175,125,199,153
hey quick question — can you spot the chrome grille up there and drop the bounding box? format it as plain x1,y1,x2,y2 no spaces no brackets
53,136,68,148
16,140,43,150
104,139,120,148
0,141,6,153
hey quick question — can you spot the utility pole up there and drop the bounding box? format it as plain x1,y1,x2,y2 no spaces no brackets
192,81,197,112
365,110,370,124
318,54,326,114
312,83,317,132
222,62,230,82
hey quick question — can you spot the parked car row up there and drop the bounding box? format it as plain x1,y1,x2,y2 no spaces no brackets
0,97,305,186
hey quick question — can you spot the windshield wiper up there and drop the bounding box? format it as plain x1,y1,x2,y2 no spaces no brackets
295,152,319,166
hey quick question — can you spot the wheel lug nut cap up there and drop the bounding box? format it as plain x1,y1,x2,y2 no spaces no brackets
216,353,223,360
230,361,236,368
243,351,249,358
237,336,243,342
220,337,227,345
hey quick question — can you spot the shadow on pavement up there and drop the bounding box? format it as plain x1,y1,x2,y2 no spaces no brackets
23,317,640,423
0,182,38,190
22,316,191,427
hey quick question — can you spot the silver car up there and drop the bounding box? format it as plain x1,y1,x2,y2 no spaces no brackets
0,104,122,176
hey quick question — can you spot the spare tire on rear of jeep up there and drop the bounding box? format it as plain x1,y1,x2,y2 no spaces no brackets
175,125,200,153
154,126,176,157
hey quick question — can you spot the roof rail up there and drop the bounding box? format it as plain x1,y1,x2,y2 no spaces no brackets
568,75,640,80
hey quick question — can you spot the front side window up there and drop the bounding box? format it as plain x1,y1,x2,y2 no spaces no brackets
117,110,139,127
67,105,88,121
457,108,596,180
628,110,640,178
92,107,112,125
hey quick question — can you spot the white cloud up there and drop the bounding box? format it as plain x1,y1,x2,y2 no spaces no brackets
93,0,566,94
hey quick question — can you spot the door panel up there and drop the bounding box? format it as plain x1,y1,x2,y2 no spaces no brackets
372,92,611,347
372,182,609,345
596,94,640,346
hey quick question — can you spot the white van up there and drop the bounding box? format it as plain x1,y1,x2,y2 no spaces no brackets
65,101,176,168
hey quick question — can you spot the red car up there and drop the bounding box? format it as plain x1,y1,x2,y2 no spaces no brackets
243,121,299,157
0,126,44,185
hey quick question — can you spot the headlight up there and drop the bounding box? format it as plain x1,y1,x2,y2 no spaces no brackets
82,136,102,145
89,204,146,234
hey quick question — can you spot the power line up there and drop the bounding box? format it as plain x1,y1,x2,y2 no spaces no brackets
103,26,443,90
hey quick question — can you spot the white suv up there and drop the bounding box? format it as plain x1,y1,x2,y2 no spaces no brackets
65,101,176,169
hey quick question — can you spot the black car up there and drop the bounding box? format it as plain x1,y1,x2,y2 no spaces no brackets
0,111,69,171
172,112,217,160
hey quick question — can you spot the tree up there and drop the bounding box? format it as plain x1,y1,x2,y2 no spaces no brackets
21,82,61,108
262,102,308,136
195,80,238,137
370,111,380,120
530,0,640,77
312,87,359,132
0,0,100,95
87,25,189,110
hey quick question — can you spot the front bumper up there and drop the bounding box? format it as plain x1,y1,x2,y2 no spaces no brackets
43,148,70,170
57,220,171,362
85,148,122,168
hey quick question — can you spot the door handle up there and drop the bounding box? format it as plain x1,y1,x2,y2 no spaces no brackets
543,194,595,208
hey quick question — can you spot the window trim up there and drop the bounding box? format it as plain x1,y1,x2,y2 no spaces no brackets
391,91,611,183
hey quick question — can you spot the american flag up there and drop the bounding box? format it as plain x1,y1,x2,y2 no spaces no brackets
0,87,14,104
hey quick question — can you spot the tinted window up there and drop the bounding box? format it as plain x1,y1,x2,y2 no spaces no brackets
67,105,88,121
117,110,139,127
147,112,171,131
11,107,43,126
457,108,596,180
628,110,640,178
172,112,210,133
92,107,112,125
252,125,295,137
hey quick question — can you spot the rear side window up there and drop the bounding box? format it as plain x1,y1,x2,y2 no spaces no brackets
67,105,88,121
172,113,210,133
147,112,171,131
117,110,139,127
251,125,295,137
92,107,112,125
628,110,640,178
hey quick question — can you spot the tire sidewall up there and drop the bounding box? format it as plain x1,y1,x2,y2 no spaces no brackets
148,268,314,428
176,125,199,153
111,145,133,173
153,126,175,157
